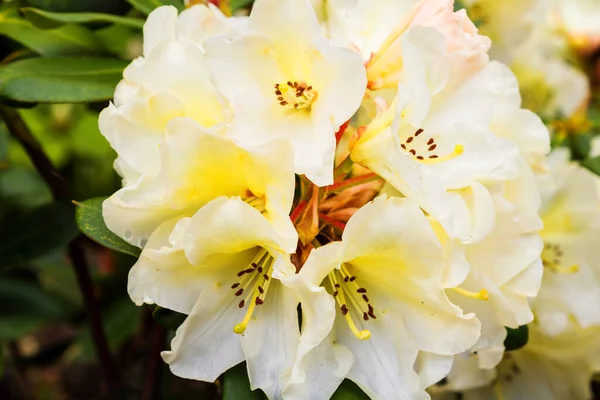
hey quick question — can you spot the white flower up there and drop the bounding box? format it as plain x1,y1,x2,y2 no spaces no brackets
284,196,481,400
442,324,600,400
553,0,600,53
352,27,522,242
533,148,600,335
203,0,367,186
100,5,234,182
103,118,296,248
129,197,328,398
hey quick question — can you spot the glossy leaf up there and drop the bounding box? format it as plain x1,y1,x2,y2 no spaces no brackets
223,362,266,400
504,325,529,351
0,201,78,270
74,197,141,258
126,0,184,15
582,156,600,177
22,7,144,30
0,57,127,103
0,10,105,56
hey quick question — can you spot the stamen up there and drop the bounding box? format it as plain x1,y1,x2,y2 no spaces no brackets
452,287,489,300
326,266,373,341
274,82,317,110
232,250,274,335
417,144,463,165
400,128,464,165
542,243,579,274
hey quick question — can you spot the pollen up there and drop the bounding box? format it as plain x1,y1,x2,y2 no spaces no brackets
400,128,463,165
274,81,317,110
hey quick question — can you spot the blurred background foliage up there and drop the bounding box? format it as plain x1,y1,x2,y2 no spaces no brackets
0,0,599,399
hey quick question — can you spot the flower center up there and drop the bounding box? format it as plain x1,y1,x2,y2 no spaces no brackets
274,81,317,110
327,264,374,341
400,128,464,165
542,242,579,274
231,249,274,334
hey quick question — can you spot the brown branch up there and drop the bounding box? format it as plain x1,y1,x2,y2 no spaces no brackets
0,105,122,396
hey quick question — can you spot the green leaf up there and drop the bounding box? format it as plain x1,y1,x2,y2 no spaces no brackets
152,306,187,331
126,0,184,15
22,7,144,30
231,0,254,12
77,298,142,359
20,0,131,14
0,279,73,339
331,380,370,400
582,156,600,177
0,201,78,270
504,325,529,351
74,197,141,258
568,133,592,161
0,57,127,103
0,10,106,56
223,362,266,400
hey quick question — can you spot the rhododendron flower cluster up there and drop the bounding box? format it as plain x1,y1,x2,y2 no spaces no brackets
99,0,551,399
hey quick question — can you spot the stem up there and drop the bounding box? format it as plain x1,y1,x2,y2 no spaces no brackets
0,105,121,395
318,212,346,233
326,172,380,193
141,313,166,400
290,200,308,224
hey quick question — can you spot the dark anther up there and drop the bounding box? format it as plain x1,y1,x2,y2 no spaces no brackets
416,156,424,160
363,312,369,321
255,298,264,305
427,138,434,145
344,276,350,282
258,286,264,294
362,295,369,302
349,276,356,282
428,144,437,151
231,283,240,289
235,288,244,296
368,311,377,319
263,274,270,281
357,288,367,293
237,270,246,277
333,291,339,297
406,136,414,143
341,304,349,315
238,300,245,308
415,129,423,136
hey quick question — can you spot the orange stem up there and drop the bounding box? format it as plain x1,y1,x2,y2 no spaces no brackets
290,200,308,224
319,213,346,232
326,172,380,192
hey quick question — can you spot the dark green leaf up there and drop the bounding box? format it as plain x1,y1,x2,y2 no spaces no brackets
568,133,592,161
74,197,141,257
0,57,127,103
20,0,131,14
231,0,254,12
126,0,184,15
22,7,144,30
504,325,529,351
582,156,600,177
0,279,73,339
77,298,142,359
152,306,187,331
0,201,78,270
0,9,105,56
0,167,53,208
223,362,266,400
331,380,370,399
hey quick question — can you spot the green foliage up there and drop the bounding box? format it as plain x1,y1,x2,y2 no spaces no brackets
0,278,74,339
74,197,141,258
20,0,131,14
152,306,187,331
504,325,529,351
0,201,78,270
22,7,144,30
231,0,255,12
223,362,266,400
0,15,107,56
331,380,370,399
0,57,128,103
126,0,185,15
77,298,142,359
568,133,593,161
582,156,600,177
